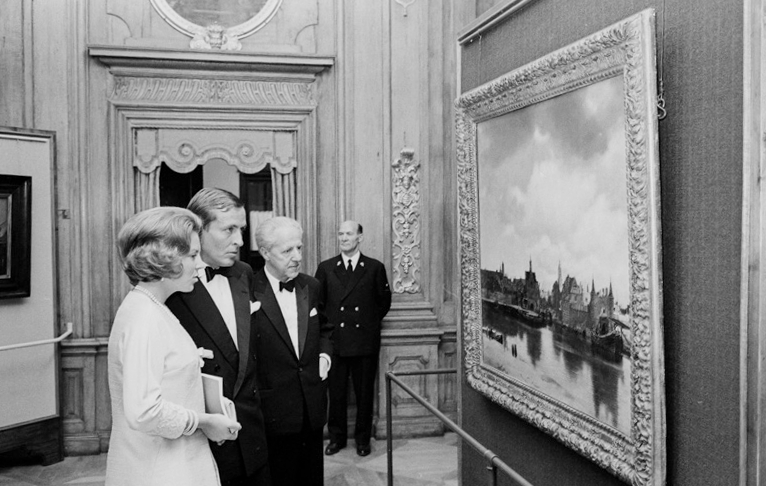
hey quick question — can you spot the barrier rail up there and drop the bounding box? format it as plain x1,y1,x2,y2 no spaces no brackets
385,369,534,486
0,322,73,352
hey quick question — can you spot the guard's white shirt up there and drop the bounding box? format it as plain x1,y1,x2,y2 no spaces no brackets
342,251,361,271
199,266,238,350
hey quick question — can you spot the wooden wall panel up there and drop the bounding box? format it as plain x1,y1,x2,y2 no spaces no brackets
341,0,387,256
0,1,26,127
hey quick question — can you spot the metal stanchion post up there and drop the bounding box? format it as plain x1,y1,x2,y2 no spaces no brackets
384,369,534,486
488,463,498,486
386,373,394,486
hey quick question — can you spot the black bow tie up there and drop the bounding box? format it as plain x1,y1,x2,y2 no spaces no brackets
205,266,232,282
279,279,296,293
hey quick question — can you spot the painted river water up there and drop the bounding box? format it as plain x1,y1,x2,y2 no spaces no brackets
482,302,631,435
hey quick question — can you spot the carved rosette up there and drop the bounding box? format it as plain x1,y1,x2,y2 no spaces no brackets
392,148,422,294
111,77,316,106
456,10,662,486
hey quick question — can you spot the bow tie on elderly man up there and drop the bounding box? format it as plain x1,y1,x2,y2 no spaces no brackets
279,280,295,293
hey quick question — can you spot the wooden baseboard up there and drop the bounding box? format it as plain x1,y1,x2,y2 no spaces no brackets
63,433,106,456
0,417,63,466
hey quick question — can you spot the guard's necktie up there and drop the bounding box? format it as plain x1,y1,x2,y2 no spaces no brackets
279,279,295,293
346,259,353,273
205,266,232,282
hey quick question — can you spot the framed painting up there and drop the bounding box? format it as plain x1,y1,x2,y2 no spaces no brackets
456,9,665,485
0,175,32,299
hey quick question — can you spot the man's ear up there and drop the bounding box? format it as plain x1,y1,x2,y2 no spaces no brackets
258,247,269,261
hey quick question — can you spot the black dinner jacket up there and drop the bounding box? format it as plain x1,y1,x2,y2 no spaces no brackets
251,270,333,436
166,261,268,479
315,253,392,357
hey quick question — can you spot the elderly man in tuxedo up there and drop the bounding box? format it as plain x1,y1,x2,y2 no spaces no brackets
166,188,270,486
251,216,333,486
315,220,392,457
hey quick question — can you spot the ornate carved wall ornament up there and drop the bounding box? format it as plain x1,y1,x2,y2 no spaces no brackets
392,147,422,294
149,0,283,50
189,24,241,51
111,77,316,106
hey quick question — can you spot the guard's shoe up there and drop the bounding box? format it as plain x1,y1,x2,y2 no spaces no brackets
325,442,345,455
356,444,371,457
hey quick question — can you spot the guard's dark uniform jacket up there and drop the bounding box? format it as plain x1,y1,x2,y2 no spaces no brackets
315,254,391,356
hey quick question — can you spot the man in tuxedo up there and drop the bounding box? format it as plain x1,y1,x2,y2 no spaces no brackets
251,216,333,486
315,220,392,457
166,188,270,486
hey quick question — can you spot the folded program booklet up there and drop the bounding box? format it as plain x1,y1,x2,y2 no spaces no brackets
201,373,237,421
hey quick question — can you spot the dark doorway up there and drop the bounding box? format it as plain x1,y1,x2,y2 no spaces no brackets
159,164,203,208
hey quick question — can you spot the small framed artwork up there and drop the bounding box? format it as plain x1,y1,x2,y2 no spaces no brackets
456,9,665,485
0,175,32,299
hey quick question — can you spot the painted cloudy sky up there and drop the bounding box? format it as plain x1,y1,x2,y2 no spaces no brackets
478,75,630,306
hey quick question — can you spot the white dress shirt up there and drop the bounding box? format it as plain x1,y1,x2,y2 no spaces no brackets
264,268,300,357
198,266,238,350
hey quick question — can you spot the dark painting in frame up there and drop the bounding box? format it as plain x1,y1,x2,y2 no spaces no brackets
0,175,32,299
456,9,665,485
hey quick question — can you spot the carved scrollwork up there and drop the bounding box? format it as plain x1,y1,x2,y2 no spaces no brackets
112,77,316,106
392,148,422,294
456,10,663,485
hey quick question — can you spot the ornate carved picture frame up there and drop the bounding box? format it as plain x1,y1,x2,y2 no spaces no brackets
456,10,665,485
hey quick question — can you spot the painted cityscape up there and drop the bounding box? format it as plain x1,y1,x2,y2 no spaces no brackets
477,75,632,434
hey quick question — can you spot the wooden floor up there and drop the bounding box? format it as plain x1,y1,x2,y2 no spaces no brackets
0,434,458,486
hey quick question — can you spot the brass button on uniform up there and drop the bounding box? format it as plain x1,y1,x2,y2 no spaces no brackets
355,324,360,328
355,307,359,311
340,323,345,328
340,306,345,311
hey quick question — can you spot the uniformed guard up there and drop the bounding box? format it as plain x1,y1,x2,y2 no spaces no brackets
315,220,392,457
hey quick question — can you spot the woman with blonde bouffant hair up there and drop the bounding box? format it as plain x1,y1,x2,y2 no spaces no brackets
105,206,240,486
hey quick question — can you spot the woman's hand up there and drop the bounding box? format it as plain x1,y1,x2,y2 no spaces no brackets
198,413,241,443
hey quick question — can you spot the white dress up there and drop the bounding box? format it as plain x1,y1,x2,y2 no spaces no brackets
105,290,220,486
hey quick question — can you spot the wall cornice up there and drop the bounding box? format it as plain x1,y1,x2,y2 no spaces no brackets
88,45,334,75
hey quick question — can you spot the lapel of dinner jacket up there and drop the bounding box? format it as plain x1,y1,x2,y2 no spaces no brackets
228,264,251,397
253,270,297,360
180,281,239,371
295,275,309,359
